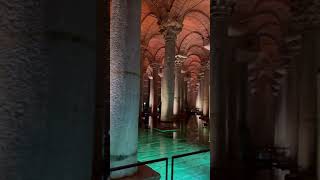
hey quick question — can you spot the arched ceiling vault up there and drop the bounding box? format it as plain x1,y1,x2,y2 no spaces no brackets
141,0,210,86
141,0,292,94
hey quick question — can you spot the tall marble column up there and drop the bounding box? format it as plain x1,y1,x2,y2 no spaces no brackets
203,61,210,116
210,3,231,179
0,1,48,179
110,0,141,178
151,63,161,115
180,70,186,112
173,58,184,115
297,29,317,172
160,22,182,121
196,76,203,111
149,77,154,111
274,73,289,149
183,76,190,110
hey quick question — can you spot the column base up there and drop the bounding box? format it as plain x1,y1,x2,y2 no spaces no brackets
110,154,138,179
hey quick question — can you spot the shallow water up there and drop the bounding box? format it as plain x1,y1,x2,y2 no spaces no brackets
138,116,210,180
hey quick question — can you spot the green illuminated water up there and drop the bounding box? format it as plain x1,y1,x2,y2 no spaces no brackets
138,119,210,180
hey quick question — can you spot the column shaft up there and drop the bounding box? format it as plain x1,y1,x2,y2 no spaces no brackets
210,4,231,178
152,64,161,117
203,69,210,116
160,26,180,121
0,1,47,179
110,0,141,178
173,66,181,115
149,78,154,111
297,30,317,172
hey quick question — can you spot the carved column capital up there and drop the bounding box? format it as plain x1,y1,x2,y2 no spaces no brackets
160,20,183,41
175,55,187,68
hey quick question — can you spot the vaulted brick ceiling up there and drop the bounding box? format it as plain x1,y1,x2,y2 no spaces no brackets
141,0,210,86
140,0,294,94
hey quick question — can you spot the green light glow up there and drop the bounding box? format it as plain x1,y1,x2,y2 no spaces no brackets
138,129,210,179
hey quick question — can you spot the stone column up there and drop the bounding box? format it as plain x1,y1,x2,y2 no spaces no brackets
284,59,299,162
297,29,317,172
274,73,289,149
186,80,192,107
180,70,186,112
196,81,202,110
203,61,210,116
151,63,161,115
173,57,185,115
160,22,182,121
0,1,48,179
183,76,190,110
149,77,154,111
210,4,231,179
196,83,200,109
317,72,320,180
110,0,141,178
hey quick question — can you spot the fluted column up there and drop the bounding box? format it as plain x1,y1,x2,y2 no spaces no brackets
110,0,141,178
160,22,182,121
210,3,231,179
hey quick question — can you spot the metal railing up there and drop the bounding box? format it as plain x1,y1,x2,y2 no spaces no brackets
110,157,168,180
171,149,210,180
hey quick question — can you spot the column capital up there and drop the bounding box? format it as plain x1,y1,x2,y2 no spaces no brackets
198,73,205,80
175,55,187,68
158,65,164,78
150,63,161,70
160,20,183,41
198,61,210,75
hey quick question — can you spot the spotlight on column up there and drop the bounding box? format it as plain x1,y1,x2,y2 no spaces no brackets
204,44,210,50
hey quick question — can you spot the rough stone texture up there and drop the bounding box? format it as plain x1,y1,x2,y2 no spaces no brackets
0,0,48,179
160,26,180,121
0,0,96,179
110,0,141,178
45,0,96,179
173,66,180,115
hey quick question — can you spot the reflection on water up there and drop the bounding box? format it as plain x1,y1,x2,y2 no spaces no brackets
138,115,210,179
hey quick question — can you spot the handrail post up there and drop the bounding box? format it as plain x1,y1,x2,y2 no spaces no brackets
170,149,210,180
166,159,168,180
171,157,174,180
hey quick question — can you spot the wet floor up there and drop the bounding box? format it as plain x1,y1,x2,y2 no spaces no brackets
138,115,210,179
